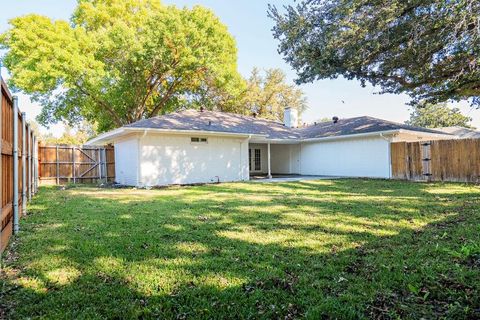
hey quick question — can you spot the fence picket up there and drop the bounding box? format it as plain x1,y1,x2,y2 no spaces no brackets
392,139,480,183
1,78,38,253
38,145,115,185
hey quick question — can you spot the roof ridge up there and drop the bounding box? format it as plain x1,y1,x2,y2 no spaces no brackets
171,108,287,126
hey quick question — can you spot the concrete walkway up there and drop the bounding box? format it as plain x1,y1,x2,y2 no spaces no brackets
250,175,341,183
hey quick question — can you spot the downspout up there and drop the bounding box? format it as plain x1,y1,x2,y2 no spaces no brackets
12,96,19,234
380,133,393,179
137,130,148,187
245,135,252,181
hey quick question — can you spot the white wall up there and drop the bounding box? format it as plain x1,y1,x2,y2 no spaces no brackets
138,133,249,186
300,137,391,178
114,137,139,186
271,144,300,174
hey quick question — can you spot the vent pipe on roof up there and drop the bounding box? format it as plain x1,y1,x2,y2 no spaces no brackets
200,106,204,112
284,107,298,128
252,112,257,118
332,116,339,124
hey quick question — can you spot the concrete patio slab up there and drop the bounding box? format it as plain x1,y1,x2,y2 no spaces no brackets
249,175,341,183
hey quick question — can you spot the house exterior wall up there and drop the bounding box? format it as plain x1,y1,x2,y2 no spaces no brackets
271,144,300,174
114,136,140,186
138,133,249,186
299,137,391,178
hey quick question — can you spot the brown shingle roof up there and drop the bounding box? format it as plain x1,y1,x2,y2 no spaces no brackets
297,116,447,139
124,110,450,139
125,109,300,139
436,127,480,138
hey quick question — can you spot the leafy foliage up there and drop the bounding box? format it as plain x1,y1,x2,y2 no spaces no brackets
242,68,307,120
193,67,308,121
406,102,472,128
0,0,241,132
269,0,480,107
41,122,96,145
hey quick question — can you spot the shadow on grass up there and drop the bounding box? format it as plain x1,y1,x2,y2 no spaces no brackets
1,179,479,319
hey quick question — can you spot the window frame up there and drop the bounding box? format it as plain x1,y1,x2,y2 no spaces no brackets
191,137,208,144
254,149,261,171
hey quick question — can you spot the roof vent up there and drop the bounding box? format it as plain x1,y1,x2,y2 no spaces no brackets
208,121,212,126
252,112,257,118
200,106,205,112
314,122,317,126
332,116,339,124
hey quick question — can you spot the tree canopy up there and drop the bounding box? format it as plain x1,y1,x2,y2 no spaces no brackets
41,121,96,145
1,0,242,132
406,102,472,128
270,0,480,107
242,68,307,121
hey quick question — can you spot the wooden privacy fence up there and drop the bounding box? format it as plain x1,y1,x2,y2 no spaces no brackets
391,138,480,183
38,145,115,185
1,78,39,253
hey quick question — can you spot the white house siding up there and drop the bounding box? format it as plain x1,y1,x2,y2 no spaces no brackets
138,133,249,186
271,144,300,174
114,137,140,185
300,137,391,178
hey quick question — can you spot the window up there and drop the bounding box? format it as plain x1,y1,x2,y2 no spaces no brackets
191,137,207,144
254,149,261,171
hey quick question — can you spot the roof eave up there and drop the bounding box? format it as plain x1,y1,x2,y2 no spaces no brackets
84,128,127,146
85,127,267,145
397,129,455,139
301,130,401,142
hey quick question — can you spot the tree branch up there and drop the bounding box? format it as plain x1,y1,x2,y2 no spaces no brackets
148,80,181,118
74,82,123,127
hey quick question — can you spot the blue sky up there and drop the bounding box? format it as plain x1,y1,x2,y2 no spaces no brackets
1,0,479,136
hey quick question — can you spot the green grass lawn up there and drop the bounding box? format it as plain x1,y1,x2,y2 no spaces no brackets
1,179,479,319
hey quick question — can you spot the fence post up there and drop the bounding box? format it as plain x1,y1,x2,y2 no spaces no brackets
35,136,39,192
72,146,76,184
102,148,107,183
33,136,37,193
32,136,35,194
13,96,19,234
97,148,102,183
56,145,60,185
22,112,27,216
28,126,32,201
421,141,432,182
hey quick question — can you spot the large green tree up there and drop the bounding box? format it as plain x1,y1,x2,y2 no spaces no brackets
406,102,472,128
269,0,480,107
41,121,96,145
242,68,307,121
0,0,241,132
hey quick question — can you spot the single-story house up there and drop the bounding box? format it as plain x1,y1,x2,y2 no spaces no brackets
436,126,480,139
86,108,454,187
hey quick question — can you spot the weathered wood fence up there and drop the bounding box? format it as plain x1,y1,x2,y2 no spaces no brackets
1,78,39,253
391,139,480,183
38,145,115,185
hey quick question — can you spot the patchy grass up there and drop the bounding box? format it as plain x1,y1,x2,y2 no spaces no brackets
1,179,479,319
